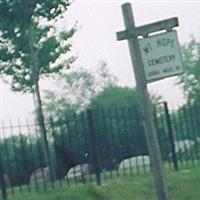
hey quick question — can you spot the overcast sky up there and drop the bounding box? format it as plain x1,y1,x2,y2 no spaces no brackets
1,0,200,123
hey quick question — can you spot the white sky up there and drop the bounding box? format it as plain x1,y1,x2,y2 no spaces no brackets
1,0,200,123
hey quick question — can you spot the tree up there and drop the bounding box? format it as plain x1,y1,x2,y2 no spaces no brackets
43,62,117,175
90,86,139,110
43,62,117,117
178,37,200,103
0,1,75,167
89,86,169,169
174,37,200,159
88,86,148,168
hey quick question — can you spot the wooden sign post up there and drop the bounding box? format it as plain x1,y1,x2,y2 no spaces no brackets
116,3,181,200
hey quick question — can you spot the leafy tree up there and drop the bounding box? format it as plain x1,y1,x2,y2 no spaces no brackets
178,37,200,103
89,86,170,167
89,86,148,168
46,79,166,172
90,86,139,110
43,62,117,175
90,85,163,111
0,1,75,165
43,62,117,117
174,37,200,154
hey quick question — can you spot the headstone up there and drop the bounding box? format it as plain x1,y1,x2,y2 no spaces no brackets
30,166,50,184
118,155,150,169
65,163,90,181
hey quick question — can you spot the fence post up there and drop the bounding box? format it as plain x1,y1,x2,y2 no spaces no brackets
0,149,7,200
87,109,101,186
163,102,178,171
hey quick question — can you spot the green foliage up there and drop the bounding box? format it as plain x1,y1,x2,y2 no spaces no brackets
90,86,139,110
45,77,164,171
178,37,200,102
0,1,70,25
89,86,148,167
0,0,75,93
43,62,117,117
0,135,45,186
41,62,166,174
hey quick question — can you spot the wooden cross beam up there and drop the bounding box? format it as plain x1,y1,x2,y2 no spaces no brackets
117,17,178,40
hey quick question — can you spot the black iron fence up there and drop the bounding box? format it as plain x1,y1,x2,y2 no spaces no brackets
0,102,200,198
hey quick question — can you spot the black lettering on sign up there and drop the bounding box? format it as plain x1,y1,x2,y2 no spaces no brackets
147,54,176,67
143,43,153,54
156,38,175,48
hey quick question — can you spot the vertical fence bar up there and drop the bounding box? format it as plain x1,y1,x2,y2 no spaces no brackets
100,109,110,180
34,120,46,192
81,112,92,184
194,103,200,161
25,121,32,193
77,114,86,185
49,117,62,188
87,109,101,186
104,109,113,179
191,103,200,162
1,122,12,195
160,107,171,169
163,102,178,171
93,110,105,181
114,108,123,178
0,124,7,200
9,121,20,194
108,109,115,179
176,109,184,166
178,109,189,167
18,119,30,193
60,117,71,187
154,107,168,169
127,108,134,176
2,133,10,190
193,103,200,139
126,108,134,174
171,111,182,167
71,114,78,185
134,108,142,175
187,102,199,164
110,108,118,178
7,121,15,195
73,112,86,184
14,121,24,194
26,119,38,193
67,116,78,185
48,124,55,191
121,108,132,175
0,148,7,200
183,105,195,165
130,108,142,174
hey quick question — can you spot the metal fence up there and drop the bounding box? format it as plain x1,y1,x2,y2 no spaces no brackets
0,102,200,198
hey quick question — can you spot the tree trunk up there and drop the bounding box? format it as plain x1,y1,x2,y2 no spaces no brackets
28,24,54,180
33,81,49,164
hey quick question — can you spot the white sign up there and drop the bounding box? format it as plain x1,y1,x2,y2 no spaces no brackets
139,31,183,82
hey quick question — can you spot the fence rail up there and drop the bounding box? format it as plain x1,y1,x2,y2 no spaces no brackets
0,102,200,198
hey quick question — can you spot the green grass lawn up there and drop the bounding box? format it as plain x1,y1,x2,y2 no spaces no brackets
3,165,200,200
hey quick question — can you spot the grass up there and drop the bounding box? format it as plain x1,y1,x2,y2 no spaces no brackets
3,165,200,200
